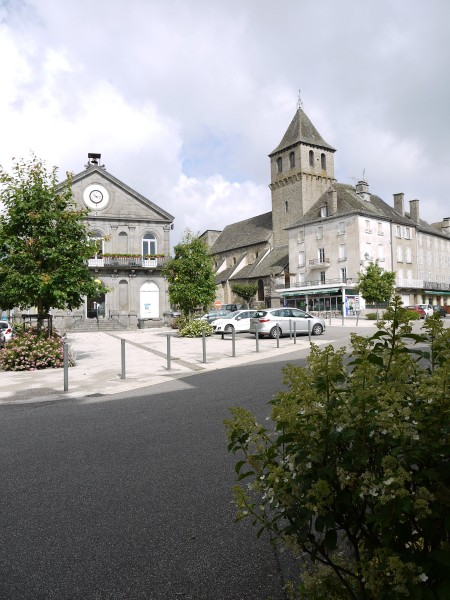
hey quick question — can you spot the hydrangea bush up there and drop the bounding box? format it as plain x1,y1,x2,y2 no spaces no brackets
178,318,213,338
225,298,450,599
0,329,75,371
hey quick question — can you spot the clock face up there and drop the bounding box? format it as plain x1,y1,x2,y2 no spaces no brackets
83,184,110,209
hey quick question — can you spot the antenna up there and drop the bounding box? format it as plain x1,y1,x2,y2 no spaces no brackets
297,90,303,110
362,168,366,181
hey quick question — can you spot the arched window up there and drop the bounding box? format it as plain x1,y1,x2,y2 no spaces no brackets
258,279,265,301
309,150,314,167
118,231,128,254
289,152,295,168
90,230,104,258
142,233,157,256
321,153,326,170
276,157,283,173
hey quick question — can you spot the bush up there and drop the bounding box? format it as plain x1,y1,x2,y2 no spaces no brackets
365,312,378,320
178,319,213,338
0,328,75,371
225,298,450,599
171,315,187,330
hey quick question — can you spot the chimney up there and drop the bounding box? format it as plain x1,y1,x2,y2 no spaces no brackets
356,180,370,202
442,217,450,235
409,199,420,223
328,188,338,215
393,193,404,216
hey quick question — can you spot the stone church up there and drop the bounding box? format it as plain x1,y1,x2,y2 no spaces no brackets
53,153,174,331
202,105,337,307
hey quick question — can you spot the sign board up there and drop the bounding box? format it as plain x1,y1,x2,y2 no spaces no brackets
214,300,222,309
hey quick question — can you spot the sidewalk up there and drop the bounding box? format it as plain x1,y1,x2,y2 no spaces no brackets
1,318,378,405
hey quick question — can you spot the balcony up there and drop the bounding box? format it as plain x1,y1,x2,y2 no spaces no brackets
309,258,331,269
276,276,355,289
88,255,167,269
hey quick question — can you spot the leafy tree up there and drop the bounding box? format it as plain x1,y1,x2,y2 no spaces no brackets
225,298,450,599
163,229,216,317
0,154,106,320
231,283,258,307
358,259,396,307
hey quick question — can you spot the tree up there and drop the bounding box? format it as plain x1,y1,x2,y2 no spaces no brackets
0,154,106,321
231,283,258,308
225,299,450,599
358,259,396,307
163,229,216,317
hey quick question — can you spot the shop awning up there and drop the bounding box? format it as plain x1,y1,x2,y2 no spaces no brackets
424,290,450,296
281,288,340,297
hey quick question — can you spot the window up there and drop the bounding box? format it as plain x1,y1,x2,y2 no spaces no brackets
297,229,304,243
318,248,326,262
406,247,412,263
320,271,326,284
397,246,403,262
89,231,104,258
317,226,323,240
298,251,305,266
142,233,157,256
276,157,283,173
289,152,295,168
404,227,411,240
377,222,383,235
340,267,347,282
338,244,346,261
309,150,314,167
321,153,326,170
396,225,402,238
365,242,372,260
338,221,345,235
365,219,372,233
285,201,289,213
320,205,328,218
378,244,385,261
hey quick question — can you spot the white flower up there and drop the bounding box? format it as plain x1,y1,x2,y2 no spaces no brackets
419,573,428,582
336,425,343,432
305,462,312,469
384,477,395,486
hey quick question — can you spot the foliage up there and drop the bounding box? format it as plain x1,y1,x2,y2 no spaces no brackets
162,229,216,317
0,328,75,371
178,318,213,338
365,312,378,320
171,315,187,330
231,283,258,306
225,297,450,599
0,154,107,318
358,260,396,306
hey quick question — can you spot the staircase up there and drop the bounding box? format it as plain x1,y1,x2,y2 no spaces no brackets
66,319,129,333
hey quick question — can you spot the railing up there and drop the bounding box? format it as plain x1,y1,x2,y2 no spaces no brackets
309,258,330,268
277,277,354,289
88,256,167,268
396,278,423,289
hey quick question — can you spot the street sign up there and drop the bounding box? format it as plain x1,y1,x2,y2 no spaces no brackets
214,300,222,309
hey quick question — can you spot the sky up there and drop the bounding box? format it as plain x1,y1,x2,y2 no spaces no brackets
1,0,450,248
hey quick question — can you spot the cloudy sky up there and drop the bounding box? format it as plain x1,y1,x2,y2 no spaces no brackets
1,0,449,247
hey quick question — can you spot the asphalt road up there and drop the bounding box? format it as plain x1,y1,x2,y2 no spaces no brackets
0,349,315,600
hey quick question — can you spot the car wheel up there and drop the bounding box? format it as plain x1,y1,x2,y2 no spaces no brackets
224,324,234,333
270,326,281,339
312,323,323,335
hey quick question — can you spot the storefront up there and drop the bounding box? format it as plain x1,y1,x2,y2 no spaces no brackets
277,284,361,317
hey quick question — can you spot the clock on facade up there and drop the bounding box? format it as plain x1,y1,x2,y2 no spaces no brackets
83,184,110,209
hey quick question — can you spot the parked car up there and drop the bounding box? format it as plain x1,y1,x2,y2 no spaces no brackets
415,304,433,317
212,310,257,334
0,330,5,349
249,308,325,338
199,309,232,323
0,321,14,343
432,305,447,318
405,306,426,319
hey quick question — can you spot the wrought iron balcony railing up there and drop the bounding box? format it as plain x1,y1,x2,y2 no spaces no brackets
88,256,167,269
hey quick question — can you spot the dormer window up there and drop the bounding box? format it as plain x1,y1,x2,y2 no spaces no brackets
277,157,283,173
320,205,328,218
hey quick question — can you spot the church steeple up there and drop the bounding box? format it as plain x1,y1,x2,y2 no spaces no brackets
269,106,336,247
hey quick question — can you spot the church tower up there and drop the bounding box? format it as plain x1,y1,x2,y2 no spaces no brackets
269,106,336,247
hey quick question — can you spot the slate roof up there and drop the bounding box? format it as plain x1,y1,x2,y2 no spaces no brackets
230,246,289,280
286,183,444,234
270,108,335,156
210,212,273,254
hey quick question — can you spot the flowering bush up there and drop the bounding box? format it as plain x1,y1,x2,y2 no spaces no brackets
178,319,213,338
0,329,75,371
225,299,450,599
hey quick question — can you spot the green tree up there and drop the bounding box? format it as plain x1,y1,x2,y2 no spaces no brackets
163,229,216,317
358,259,396,308
0,154,106,320
231,282,258,307
225,298,450,599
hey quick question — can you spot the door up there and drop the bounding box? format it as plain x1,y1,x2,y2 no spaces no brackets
140,281,159,318
291,308,309,333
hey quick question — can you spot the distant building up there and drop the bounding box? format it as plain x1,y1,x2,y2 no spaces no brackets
204,108,450,313
54,153,174,330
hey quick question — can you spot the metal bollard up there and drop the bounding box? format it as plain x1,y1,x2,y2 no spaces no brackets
202,331,207,363
293,321,297,344
166,334,171,370
308,319,311,342
276,322,280,348
289,319,292,339
255,323,259,353
120,338,126,380
232,327,236,357
63,342,69,391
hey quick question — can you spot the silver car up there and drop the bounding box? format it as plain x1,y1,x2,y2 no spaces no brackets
249,308,325,338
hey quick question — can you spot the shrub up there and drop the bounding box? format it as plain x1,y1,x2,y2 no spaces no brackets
225,298,450,599
171,315,188,330
365,312,378,320
0,328,75,371
178,319,213,338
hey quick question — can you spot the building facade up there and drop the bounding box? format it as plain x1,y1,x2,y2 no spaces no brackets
53,154,174,330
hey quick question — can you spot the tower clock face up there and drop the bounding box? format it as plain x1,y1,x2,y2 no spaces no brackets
83,184,110,209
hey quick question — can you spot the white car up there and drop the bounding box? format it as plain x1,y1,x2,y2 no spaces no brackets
415,304,433,317
0,321,14,343
211,310,257,334
249,308,326,338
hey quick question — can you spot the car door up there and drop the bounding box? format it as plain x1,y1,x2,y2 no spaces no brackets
235,311,255,332
291,308,309,333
